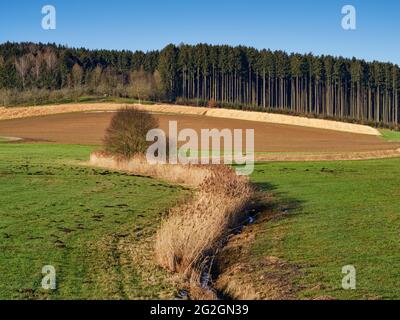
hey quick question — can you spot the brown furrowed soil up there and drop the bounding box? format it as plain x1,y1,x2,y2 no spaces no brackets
0,111,399,157
0,103,380,135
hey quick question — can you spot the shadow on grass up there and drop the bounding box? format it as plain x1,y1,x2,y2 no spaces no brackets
253,181,304,221
211,181,306,300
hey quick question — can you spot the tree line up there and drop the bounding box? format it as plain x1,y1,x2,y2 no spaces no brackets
1,42,399,128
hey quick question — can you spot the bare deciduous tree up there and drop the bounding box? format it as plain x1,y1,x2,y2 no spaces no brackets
71,63,83,88
32,52,43,81
129,68,158,102
91,65,103,88
15,55,30,88
44,49,57,71
103,107,159,158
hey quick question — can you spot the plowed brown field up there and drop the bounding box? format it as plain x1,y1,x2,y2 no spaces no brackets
0,111,399,156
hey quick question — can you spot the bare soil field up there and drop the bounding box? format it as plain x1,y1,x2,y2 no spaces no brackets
0,111,399,157
0,103,380,135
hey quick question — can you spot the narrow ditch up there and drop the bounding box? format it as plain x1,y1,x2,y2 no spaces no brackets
175,200,266,301
89,153,261,301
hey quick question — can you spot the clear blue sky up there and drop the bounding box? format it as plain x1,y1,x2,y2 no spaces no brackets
0,0,399,64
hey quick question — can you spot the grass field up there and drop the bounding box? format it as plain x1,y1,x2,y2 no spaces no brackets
1,140,400,300
251,159,400,299
380,129,400,141
0,143,187,300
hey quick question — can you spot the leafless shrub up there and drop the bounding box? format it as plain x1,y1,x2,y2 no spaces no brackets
103,107,158,158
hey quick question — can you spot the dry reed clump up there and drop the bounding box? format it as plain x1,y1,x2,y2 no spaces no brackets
89,151,210,187
154,165,253,278
89,152,254,297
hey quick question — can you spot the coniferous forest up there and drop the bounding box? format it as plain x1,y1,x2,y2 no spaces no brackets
1,42,399,129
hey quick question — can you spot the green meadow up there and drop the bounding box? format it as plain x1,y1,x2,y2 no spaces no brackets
0,143,186,299
1,141,400,300
251,159,400,299
380,129,400,142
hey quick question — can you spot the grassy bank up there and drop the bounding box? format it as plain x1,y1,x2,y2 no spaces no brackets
380,129,400,141
250,158,400,299
0,143,186,299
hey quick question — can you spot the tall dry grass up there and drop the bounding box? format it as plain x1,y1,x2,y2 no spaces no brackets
89,152,254,297
90,151,210,187
154,166,252,276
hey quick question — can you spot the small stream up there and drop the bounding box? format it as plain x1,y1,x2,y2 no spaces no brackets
175,213,256,300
